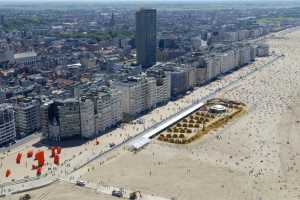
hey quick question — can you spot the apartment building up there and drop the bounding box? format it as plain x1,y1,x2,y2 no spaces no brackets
115,76,157,118
239,45,252,66
14,98,41,136
80,97,96,138
219,50,236,73
56,98,81,139
40,100,53,139
42,99,81,140
0,89,5,103
95,87,123,134
256,44,270,57
0,104,16,146
147,69,171,105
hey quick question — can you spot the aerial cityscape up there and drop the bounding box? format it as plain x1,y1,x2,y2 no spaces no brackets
0,0,300,199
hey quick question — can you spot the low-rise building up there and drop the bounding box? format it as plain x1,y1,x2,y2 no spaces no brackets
13,51,38,65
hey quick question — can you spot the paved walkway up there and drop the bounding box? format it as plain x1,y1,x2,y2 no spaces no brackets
0,177,57,196
62,177,170,200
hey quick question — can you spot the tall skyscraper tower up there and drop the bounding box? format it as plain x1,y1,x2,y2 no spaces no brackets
0,15,4,26
136,8,157,68
109,12,115,28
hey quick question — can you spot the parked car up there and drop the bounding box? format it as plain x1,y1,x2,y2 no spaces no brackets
76,180,86,187
112,190,123,197
109,143,116,148
19,194,31,200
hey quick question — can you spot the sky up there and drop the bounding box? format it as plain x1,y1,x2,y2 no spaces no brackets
0,0,294,1
0,0,297,5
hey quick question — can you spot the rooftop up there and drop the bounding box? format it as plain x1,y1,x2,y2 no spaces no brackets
14,52,37,60
0,103,13,111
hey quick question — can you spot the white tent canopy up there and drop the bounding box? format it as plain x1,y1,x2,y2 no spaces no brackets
128,137,151,151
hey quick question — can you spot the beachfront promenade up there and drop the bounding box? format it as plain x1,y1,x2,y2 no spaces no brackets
0,48,284,197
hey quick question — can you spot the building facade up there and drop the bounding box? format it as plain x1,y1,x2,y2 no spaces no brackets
13,51,38,65
80,97,96,138
14,98,41,137
116,76,157,118
42,99,81,141
40,100,53,139
95,88,123,134
256,44,270,57
0,104,16,146
136,8,157,68
0,89,5,103
147,71,171,105
56,98,81,139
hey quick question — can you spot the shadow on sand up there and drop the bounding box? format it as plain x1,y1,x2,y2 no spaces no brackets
32,136,89,148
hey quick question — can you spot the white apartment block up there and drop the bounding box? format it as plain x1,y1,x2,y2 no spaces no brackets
145,77,157,109
14,99,41,136
155,74,171,104
233,48,241,68
95,88,123,133
204,57,215,81
186,67,197,88
194,67,208,85
80,97,96,138
220,50,236,73
0,104,16,145
205,55,221,80
116,76,157,117
239,46,251,66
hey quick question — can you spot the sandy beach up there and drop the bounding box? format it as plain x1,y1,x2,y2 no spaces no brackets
79,28,300,200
